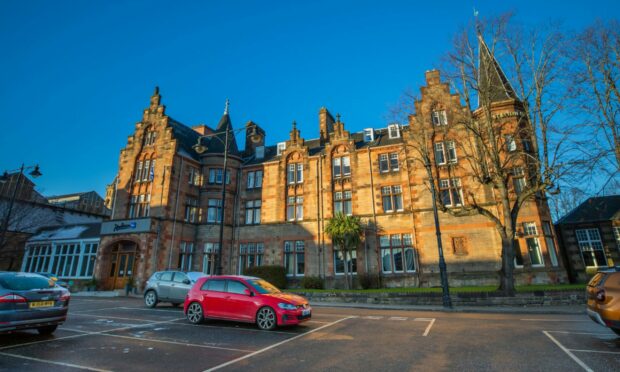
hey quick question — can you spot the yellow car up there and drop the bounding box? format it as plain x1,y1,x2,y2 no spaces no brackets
587,268,620,335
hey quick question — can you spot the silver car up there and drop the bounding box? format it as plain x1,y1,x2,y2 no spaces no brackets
144,271,206,308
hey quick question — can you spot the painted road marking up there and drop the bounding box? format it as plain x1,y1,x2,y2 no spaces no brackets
422,318,435,337
174,321,298,335
521,319,589,322
0,317,185,351
205,317,353,372
98,332,255,352
569,349,620,355
70,313,160,323
389,317,408,321
363,316,383,320
547,331,612,336
543,331,593,372
0,351,112,372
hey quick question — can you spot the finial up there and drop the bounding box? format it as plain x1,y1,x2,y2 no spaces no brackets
292,120,297,130
153,86,159,96
336,113,341,123
224,98,230,115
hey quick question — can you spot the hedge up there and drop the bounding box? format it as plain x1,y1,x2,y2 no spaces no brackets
243,265,287,289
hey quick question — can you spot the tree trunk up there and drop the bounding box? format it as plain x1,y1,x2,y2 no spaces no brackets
343,250,350,290
498,237,516,296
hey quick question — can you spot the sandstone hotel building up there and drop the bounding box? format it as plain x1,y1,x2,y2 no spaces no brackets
97,41,567,290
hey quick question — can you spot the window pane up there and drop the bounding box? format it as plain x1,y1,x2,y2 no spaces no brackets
296,252,305,275
393,248,404,272
382,249,392,272
527,238,543,266
285,252,294,275
405,248,415,272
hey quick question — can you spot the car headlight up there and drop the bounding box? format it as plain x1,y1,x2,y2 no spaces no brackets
278,303,297,310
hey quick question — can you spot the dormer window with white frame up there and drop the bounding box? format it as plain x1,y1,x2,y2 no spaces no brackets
432,110,448,126
363,128,375,142
277,142,287,156
388,124,400,139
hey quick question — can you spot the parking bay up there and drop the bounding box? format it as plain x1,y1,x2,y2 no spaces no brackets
1,298,619,371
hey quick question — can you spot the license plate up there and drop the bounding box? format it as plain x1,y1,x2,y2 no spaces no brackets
29,301,55,309
302,309,311,316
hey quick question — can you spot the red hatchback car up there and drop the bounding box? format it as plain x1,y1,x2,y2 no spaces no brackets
184,275,311,330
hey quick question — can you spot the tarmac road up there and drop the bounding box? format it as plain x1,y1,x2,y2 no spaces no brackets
0,297,618,371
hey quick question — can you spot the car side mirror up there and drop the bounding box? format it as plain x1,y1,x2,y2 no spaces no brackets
183,279,191,285
244,288,254,297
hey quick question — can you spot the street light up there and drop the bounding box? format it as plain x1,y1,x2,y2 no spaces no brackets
192,102,262,275
423,159,452,308
0,163,42,250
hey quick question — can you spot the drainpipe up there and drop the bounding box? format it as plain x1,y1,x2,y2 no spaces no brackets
319,153,326,278
366,146,379,275
316,155,321,277
168,157,183,269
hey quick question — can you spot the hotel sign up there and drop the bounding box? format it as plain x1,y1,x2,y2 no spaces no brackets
100,218,152,235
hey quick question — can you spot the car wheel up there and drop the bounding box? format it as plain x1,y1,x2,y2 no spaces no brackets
37,325,58,335
256,306,277,330
186,302,204,324
144,290,158,308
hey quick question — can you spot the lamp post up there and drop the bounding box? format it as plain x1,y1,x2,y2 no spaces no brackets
0,164,42,250
192,107,261,275
423,158,452,308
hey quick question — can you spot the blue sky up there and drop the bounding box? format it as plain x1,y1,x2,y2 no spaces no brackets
1,0,618,197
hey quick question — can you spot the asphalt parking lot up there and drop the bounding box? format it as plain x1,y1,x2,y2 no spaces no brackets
0,297,619,371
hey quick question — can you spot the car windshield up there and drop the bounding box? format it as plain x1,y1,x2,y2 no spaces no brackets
0,274,54,290
247,279,281,294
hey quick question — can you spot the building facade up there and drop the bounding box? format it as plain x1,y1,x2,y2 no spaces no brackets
555,195,620,283
97,40,567,290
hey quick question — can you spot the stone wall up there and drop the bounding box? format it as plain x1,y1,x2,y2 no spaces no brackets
293,289,586,307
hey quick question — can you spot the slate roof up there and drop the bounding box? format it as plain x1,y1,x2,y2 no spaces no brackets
556,195,620,224
241,126,407,165
477,33,518,105
167,117,203,160
27,223,102,242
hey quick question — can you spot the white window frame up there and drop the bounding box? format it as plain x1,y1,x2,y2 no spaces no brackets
432,110,448,126
363,128,375,142
202,243,219,275
388,124,400,139
576,228,607,268
284,240,305,277
380,234,416,274
542,222,559,267
334,248,357,275
277,142,286,156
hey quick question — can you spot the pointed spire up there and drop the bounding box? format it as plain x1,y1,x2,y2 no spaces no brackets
477,33,518,105
224,98,230,115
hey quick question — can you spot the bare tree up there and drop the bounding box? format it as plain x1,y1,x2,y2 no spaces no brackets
568,20,620,179
395,14,573,295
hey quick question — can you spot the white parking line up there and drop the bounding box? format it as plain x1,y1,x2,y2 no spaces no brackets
0,351,112,372
0,317,185,351
543,331,593,372
569,349,620,355
362,316,383,320
205,316,353,372
521,319,589,322
120,306,181,313
70,313,159,323
547,330,612,336
389,317,408,321
174,322,298,335
98,333,255,352
422,318,435,337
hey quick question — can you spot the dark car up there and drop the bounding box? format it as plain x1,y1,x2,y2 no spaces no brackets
184,275,311,330
0,272,70,335
587,267,620,335
144,271,206,308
